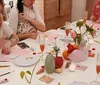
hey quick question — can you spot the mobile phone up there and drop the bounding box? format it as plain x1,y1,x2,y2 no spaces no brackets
17,42,29,49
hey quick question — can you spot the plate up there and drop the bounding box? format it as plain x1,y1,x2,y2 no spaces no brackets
59,36,73,43
13,55,38,67
69,81,90,85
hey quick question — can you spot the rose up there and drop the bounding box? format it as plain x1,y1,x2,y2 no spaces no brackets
67,43,76,53
71,30,77,38
92,31,96,36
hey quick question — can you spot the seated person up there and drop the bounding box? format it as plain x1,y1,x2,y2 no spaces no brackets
90,0,100,23
0,0,19,55
9,0,46,40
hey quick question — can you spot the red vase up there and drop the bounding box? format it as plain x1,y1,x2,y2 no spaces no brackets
55,56,63,69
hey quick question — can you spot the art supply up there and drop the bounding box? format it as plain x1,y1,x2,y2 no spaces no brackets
68,81,90,85
0,65,10,68
58,82,60,85
0,78,8,84
75,64,88,71
36,68,44,74
0,71,15,77
17,42,29,49
0,57,11,62
0,61,8,62
39,75,54,84
94,40,100,44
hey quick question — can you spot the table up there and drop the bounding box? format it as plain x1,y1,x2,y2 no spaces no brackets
0,21,100,85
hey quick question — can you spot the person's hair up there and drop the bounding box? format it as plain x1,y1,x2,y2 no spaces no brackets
0,0,4,8
0,0,7,21
17,0,24,13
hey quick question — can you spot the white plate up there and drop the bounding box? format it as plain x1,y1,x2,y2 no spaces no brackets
69,81,90,85
59,36,73,43
13,55,38,67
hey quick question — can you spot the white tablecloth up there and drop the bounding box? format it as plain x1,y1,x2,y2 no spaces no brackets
0,23,100,85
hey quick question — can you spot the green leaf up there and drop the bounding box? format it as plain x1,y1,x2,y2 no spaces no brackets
76,34,82,45
20,71,25,79
85,24,95,37
26,71,31,75
76,21,83,28
53,46,60,52
53,46,60,57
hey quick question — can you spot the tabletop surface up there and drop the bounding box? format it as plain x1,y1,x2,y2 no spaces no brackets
0,20,100,85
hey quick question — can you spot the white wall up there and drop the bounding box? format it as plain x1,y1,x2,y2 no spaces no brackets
71,0,87,22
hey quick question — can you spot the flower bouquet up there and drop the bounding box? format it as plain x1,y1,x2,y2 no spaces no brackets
71,20,96,46
67,43,88,62
62,20,96,62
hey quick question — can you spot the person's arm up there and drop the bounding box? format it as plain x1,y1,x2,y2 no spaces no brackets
29,18,46,32
3,22,19,46
19,12,46,32
17,33,30,40
9,7,19,34
33,4,46,32
9,34,19,46
19,5,46,32
1,34,19,55
1,22,19,55
96,18,100,23
17,32,38,40
90,15,96,21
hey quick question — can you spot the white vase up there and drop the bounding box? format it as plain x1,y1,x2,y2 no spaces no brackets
68,47,88,63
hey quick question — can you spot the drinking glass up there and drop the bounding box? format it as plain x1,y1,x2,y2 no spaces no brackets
96,53,100,79
90,53,100,85
83,11,88,24
90,81,100,85
65,22,70,37
39,34,45,53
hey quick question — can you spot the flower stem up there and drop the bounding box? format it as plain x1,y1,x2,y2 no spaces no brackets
25,75,31,84
29,52,48,84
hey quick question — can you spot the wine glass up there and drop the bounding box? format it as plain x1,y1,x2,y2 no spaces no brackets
83,11,88,24
90,81,100,85
96,53,100,79
90,53,100,85
39,34,45,54
65,22,70,37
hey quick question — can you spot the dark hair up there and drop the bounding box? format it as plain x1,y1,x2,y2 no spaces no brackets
0,0,4,8
0,0,7,21
17,0,24,13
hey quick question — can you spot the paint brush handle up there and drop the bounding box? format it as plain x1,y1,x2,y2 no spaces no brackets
0,65,10,68
0,71,15,77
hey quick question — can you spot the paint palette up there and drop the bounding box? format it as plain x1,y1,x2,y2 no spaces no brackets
68,81,90,85
13,55,39,67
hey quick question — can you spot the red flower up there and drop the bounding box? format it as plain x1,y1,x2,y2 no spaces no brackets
67,43,76,53
71,30,77,38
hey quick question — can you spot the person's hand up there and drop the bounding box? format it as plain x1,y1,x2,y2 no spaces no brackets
2,40,11,55
0,38,6,49
96,19,100,23
29,29,37,33
19,13,32,22
28,32,38,39
90,15,96,21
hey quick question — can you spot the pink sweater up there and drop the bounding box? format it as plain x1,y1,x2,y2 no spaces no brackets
92,0,100,20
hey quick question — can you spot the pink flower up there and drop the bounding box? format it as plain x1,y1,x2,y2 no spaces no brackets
92,31,96,36
71,30,77,38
